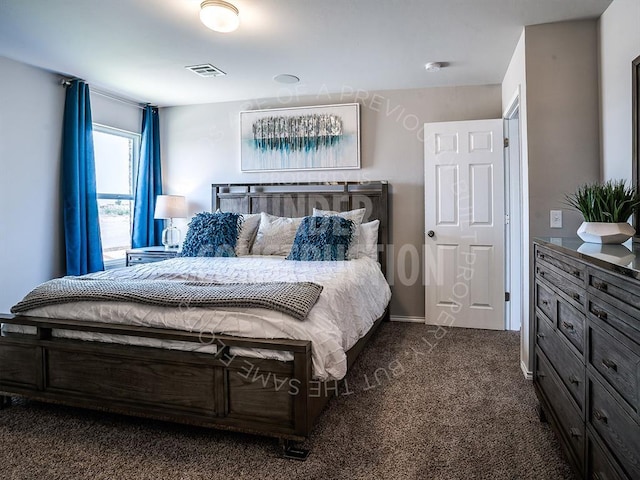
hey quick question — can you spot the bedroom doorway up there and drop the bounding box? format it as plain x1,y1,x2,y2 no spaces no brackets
504,95,522,333
424,119,506,330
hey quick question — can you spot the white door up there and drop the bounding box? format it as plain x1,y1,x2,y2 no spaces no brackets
424,119,505,330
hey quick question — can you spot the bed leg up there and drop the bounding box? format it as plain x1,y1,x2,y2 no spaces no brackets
0,395,11,410
279,438,310,461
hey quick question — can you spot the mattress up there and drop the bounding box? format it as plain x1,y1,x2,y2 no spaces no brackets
3,255,391,381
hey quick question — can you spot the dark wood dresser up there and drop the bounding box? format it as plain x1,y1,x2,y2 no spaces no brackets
533,237,639,480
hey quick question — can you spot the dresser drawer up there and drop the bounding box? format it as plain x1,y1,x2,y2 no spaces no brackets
588,268,640,316
127,255,152,265
589,377,640,479
558,299,586,356
536,314,585,412
127,254,173,266
587,431,627,480
588,277,640,344
536,350,585,474
535,280,556,322
537,261,586,311
536,245,586,286
588,320,640,416
588,295,640,344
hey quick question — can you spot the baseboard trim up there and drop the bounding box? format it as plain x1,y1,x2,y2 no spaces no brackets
390,315,425,323
521,360,533,380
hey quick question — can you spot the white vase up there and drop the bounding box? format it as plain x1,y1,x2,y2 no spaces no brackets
577,221,635,244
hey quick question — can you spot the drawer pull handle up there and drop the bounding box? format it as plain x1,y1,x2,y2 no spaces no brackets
538,253,545,259
541,300,549,306
539,271,546,277
592,308,608,320
536,333,545,339
602,359,617,371
561,321,574,331
569,376,580,385
593,409,608,423
572,269,581,277
570,292,580,301
536,372,546,378
569,427,581,438
593,281,608,291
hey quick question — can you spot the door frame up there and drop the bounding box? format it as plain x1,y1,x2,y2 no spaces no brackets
503,88,532,379
504,91,523,332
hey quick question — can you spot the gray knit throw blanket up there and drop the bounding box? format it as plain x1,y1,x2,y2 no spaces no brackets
11,278,323,321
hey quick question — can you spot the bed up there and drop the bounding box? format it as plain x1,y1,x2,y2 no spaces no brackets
0,181,390,455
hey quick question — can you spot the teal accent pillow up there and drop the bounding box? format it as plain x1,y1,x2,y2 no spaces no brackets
287,216,354,261
181,212,241,257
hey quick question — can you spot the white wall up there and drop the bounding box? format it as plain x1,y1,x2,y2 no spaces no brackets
525,20,601,238
161,85,503,319
0,56,143,312
501,20,601,376
91,93,142,134
0,56,65,312
599,0,640,182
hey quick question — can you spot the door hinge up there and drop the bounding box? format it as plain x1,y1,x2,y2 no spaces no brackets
505,292,510,302
505,214,510,225
504,137,509,148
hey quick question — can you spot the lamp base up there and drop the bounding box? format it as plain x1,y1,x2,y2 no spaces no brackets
162,225,181,250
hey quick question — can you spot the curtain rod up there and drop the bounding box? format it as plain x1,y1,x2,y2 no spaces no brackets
60,78,150,110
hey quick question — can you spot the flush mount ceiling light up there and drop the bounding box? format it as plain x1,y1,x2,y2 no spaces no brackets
425,62,443,72
200,0,240,33
273,74,300,84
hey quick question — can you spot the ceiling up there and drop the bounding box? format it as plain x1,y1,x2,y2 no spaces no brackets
0,0,612,107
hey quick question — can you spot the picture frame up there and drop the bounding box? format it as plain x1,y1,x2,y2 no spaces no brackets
633,54,640,243
240,103,360,172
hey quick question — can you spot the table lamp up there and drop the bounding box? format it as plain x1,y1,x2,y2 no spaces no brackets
154,195,187,249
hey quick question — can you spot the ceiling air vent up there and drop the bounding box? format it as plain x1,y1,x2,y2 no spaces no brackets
186,64,226,78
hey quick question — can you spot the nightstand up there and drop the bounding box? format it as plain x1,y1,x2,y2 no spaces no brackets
126,246,179,266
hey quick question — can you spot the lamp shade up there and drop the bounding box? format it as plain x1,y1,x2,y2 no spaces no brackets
154,195,187,219
200,0,240,33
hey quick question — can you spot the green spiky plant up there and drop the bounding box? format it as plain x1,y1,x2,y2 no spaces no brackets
565,180,640,223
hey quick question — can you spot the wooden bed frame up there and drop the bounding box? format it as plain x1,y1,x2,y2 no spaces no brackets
0,181,389,454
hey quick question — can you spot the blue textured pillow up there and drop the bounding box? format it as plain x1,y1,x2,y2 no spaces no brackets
287,216,354,261
180,212,241,257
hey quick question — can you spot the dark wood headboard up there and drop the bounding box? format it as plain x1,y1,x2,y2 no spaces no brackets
211,181,389,274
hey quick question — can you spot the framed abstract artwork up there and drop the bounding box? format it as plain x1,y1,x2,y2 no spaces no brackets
240,103,360,172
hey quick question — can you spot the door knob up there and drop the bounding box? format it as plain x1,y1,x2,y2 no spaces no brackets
427,230,435,238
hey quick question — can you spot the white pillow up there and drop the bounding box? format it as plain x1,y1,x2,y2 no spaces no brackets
252,212,304,256
354,220,380,261
312,207,366,259
235,213,261,256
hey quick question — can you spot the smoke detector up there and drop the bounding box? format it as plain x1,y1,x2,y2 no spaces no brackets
273,74,300,84
425,62,443,72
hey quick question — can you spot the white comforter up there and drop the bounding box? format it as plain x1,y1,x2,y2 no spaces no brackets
6,256,391,381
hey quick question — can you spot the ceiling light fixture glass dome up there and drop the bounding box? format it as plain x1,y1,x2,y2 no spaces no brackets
200,0,240,33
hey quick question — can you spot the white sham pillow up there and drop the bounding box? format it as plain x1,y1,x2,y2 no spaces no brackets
235,213,261,256
354,220,380,261
252,212,304,256
312,207,366,259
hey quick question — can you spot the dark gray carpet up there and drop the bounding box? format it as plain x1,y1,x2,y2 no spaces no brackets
0,323,573,480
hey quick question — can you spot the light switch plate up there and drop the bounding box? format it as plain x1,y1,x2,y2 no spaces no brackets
550,210,563,228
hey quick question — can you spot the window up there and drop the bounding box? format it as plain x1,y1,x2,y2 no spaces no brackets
93,125,140,265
